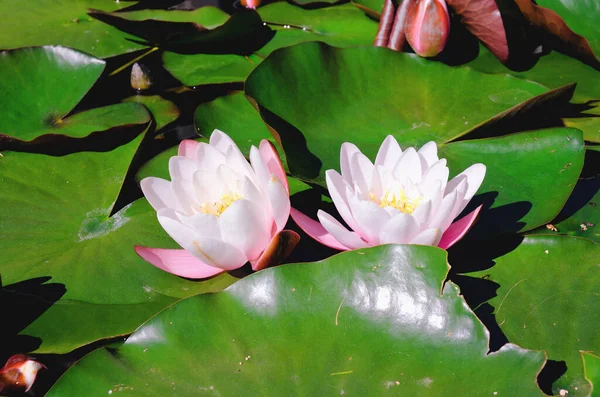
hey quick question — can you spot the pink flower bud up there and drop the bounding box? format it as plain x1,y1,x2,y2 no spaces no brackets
0,354,45,393
405,0,451,57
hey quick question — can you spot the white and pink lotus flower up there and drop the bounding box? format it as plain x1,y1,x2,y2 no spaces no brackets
291,135,485,251
137,132,485,278
136,130,299,278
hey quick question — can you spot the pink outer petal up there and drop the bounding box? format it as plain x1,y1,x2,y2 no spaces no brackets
178,140,199,160
135,246,224,279
437,205,482,250
259,140,288,193
249,229,300,271
290,207,349,251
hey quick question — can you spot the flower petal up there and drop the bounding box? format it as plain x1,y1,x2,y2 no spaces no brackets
392,147,422,184
184,212,221,239
178,139,199,160
219,199,270,261
268,176,290,233
318,210,369,250
347,194,390,244
417,141,439,169
157,209,246,269
429,186,459,231
140,177,175,212
193,169,227,202
170,178,196,215
438,205,482,249
325,169,360,232
250,230,300,271
135,246,224,278
250,145,270,191
340,142,361,184
448,163,486,215
259,140,288,193
196,142,226,170
419,159,448,196
350,151,374,197
379,212,420,244
290,207,350,251
375,135,402,170
410,227,442,246
209,129,236,155
169,156,198,181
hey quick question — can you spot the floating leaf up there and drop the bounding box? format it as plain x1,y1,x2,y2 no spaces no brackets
468,46,600,142
49,245,546,396
123,95,180,132
246,43,571,183
0,0,141,58
463,235,600,396
582,352,600,395
514,0,600,69
0,134,237,353
256,3,378,57
0,46,105,140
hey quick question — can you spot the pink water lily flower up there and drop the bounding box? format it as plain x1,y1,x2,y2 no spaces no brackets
291,135,485,250
136,130,299,278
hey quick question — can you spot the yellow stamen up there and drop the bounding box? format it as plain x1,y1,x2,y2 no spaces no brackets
199,192,243,216
372,189,422,214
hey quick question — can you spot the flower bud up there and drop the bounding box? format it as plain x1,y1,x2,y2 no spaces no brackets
0,354,45,393
130,62,152,92
405,0,451,57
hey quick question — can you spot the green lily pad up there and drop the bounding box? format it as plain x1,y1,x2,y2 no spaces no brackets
535,0,600,55
440,128,584,233
123,95,180,132
256,3,378,57
464,235,600,396
162,52,261,86
582,352,600,396
0,0,143,58
245,42,553,183
0,2,239,59
528,174,599,243
468,47,600,142
49,245,545,396
0,46,105,140
0,134,238,353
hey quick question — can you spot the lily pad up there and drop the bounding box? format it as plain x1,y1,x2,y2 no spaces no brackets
468,46,600,142
582,352,600,395
0,0,142,58
123,95,180,132
256,3,378,57
440,128,584,233
245,42,555,182
534,0,600,56
464,235,600,396
49,245,545,396
0,46,105,140
162,52,261,86
0,134,238,353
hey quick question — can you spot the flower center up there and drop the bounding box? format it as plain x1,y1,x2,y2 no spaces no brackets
200,192,243,216
371,189,422,214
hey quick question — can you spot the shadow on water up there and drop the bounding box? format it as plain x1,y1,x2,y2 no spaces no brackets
89,9,274,55
284,187,343,263
258,106,323,181
0,277,65,358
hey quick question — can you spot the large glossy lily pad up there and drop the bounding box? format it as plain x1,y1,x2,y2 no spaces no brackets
0,134,237,353
464,235,600,396
245,42,554,182
48,245,546,396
